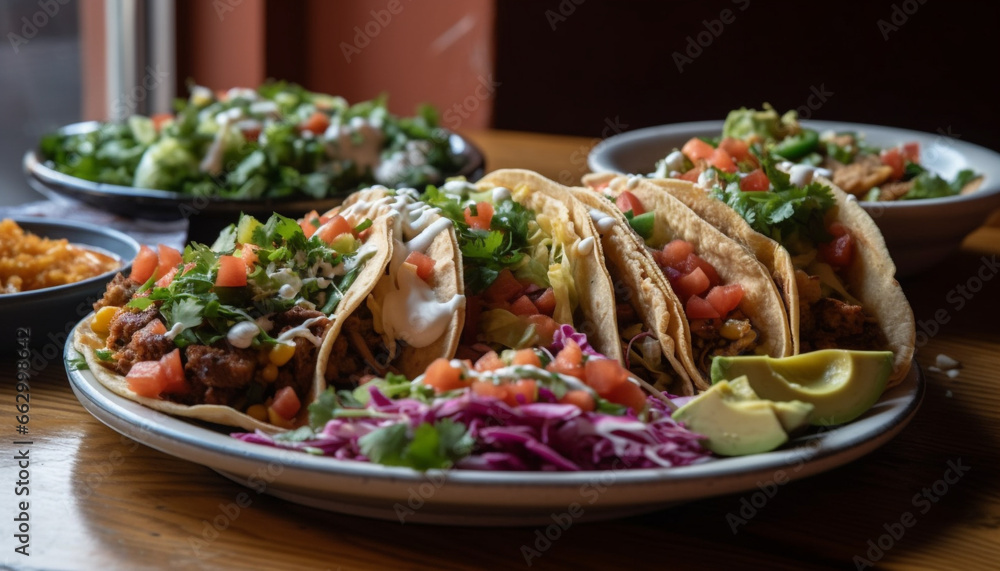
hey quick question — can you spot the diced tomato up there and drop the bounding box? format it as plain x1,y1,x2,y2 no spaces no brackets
504,379,537,406
269,386,301,421
548,339,584,381
140,318,168,336
880,148,905,180
299,210,321,238
559,390,596,412
508,295,538,317
659,240,694,269
474,351,504,372
682,137,716,161
471,380,507,400
709,148,738,174
423,358,465,393
240,125,261,142
316,215,352,244
686,294,721,319
511,349,542,367
157,244,182,280
298,111,331,135
605,381,647,414
583,358,628,397
740,169,771,192
240,243,259,269
130,245,158,284
155,267,178,288
819,232,854,268
158,349,188,395
589,181,610,193
462,296,482,344
404,251,435,282
527,314,559,347
690,255,721,288
902,142,920,163
675,267,711,299
532,288,556,316
463,201,494,231
615,191,645,216
215,255,247,287
706,284,744,317
483,268,523,305
827,221,848,238
151,113,173,132
719,137,754,164
126,361,166,398
678,166,703,182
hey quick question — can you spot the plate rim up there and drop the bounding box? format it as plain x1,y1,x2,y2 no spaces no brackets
62,318,925,494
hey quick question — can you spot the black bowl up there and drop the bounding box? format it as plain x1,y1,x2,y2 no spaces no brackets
24,121,486,243
0,218,139,357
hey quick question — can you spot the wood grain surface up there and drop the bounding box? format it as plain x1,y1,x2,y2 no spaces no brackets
2,130,998,571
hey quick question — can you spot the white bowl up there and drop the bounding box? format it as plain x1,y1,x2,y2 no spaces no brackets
588,120,1000,277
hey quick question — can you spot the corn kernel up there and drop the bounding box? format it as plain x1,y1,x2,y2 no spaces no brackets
267,407,293,428
261,363,279,383
246,404,268,422
269,342,296,366
91,306,120,335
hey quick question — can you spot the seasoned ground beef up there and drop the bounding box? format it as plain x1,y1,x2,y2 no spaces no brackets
93,273,138,311
106,306,160,349
112,325,174,375
801,298,887,351
183,345,256,390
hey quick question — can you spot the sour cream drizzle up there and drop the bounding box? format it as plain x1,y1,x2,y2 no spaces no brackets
227,321,260,348
275,316,327,346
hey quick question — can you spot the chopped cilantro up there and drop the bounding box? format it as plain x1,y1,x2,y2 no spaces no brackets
359,418,473,471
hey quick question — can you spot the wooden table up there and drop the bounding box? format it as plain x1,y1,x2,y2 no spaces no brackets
3,130,998,570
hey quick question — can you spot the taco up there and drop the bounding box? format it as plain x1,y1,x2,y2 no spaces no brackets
419,169,622,363
615,152,915,387
314,186,466,382
73,206,394,432
574,176,792,395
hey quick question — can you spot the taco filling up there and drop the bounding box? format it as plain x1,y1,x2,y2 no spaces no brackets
85,211,378,428
420,179,590,359
697,153,889,353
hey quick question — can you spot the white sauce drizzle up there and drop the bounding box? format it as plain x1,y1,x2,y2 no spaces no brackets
227,321,259,348
576,236,595,256
275,316,326,346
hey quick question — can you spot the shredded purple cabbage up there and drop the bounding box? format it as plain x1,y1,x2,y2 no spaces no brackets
233,388,710,472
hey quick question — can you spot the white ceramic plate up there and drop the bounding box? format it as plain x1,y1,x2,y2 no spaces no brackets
65,325,923,526
588,120,1000,277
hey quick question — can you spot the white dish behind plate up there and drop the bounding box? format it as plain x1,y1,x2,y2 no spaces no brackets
65,323,923,526
588,120,1000,276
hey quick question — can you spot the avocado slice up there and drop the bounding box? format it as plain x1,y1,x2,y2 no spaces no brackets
710,350,894,426
672,379,795,456
728,376,813,433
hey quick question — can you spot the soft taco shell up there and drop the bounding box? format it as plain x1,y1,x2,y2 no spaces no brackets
478,169,623,363
334,186,465,379
574,176,792,391
73,208,396,433
599,174,914,387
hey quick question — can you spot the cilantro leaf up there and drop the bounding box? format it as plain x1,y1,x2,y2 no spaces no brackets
359,419,473,471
